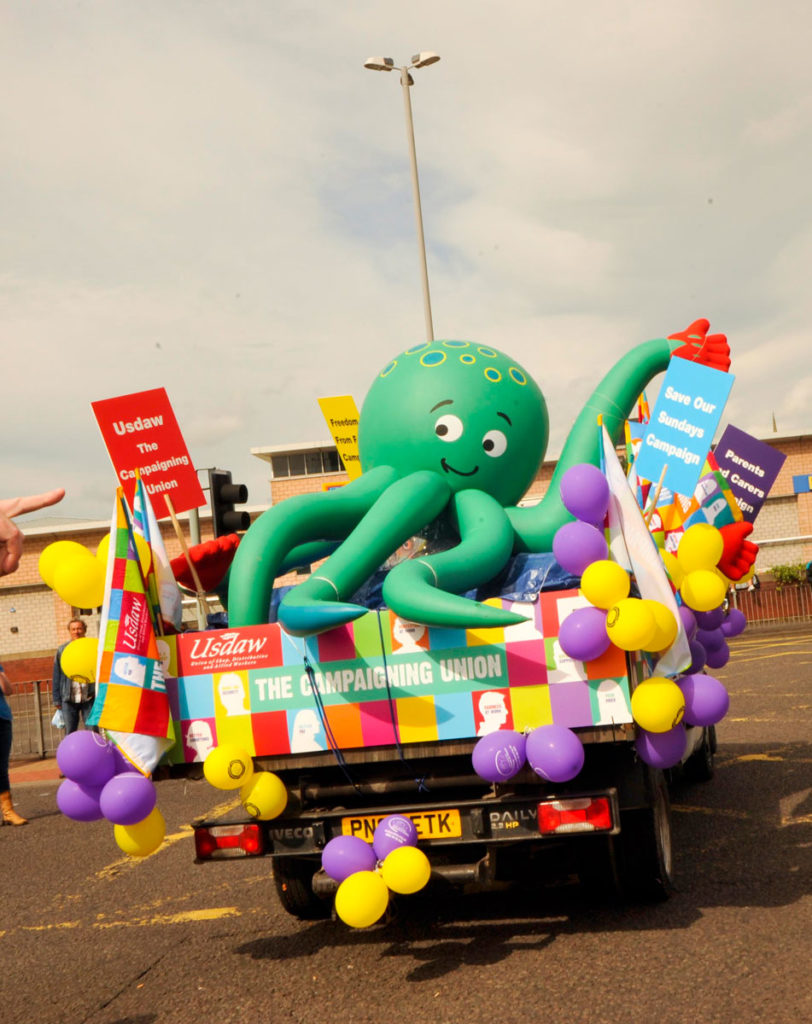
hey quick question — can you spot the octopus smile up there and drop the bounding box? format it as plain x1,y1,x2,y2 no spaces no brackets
441,458,479,477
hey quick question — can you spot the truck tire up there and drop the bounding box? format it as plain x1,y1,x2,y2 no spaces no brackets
615,768,674,903
683,725,715,784
273,857,332,920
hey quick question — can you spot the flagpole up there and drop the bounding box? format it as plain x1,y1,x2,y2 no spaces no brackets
164,496,208,630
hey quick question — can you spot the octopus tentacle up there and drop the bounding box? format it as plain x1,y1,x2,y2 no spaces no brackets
227,465,399,627
278,470,453,637
509,337,674,551
383,489,527,628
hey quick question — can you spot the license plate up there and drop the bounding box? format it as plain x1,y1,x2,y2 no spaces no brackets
341,809,462,842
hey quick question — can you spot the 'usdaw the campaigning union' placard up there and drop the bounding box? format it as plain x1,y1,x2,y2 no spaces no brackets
635,359,734,497
92,387,205,518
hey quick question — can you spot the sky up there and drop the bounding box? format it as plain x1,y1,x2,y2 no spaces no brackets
3,1,811,525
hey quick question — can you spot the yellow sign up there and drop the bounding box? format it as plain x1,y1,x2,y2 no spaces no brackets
317,395,362,479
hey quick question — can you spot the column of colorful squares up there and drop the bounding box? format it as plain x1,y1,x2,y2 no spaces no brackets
163,592,634,763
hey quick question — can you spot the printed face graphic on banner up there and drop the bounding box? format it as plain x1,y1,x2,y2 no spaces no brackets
113,654,146,686
290,709,326,752
476,690,510,735
392,618,428,651
185,719,215,761
217,673,249,715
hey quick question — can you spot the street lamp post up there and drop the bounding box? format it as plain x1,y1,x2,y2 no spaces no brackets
364,52,440,343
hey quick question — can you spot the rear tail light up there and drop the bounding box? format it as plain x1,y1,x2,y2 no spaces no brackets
195,824,264,859
537,796,613,835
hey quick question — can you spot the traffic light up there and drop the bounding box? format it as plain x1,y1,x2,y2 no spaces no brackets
208,469,250,537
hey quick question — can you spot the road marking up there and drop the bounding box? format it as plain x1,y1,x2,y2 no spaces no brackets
94,907,242,928
93,795,240,881
672,805,750,820
779,789,812,827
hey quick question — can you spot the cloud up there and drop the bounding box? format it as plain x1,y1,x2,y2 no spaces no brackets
2,1,810,521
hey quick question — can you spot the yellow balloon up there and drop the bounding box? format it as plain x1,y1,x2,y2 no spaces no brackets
380,845,431,895
114,807,166,857
53,554,106,608
680,569,727,612
581,560,631,610
60,636,99,683
96,531,152,575
660,550,684,588
641,600,679,652
240,771,287,820
39,540,91,589
334,870,389,928
676,524,724,574
605,597,657,651
203,744,255,790
631,677,686,733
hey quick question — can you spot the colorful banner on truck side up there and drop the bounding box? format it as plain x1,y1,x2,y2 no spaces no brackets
160,592,636,764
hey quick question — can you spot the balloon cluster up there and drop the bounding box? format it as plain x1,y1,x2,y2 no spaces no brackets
552,464,680,658
549,464,749,772
472,725,585,785
321,814,431,928
38,533,152,610
56,731,166,857
202,743,288,820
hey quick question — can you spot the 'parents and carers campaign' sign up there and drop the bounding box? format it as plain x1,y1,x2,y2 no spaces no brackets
713,424,786,522
635,358,734,498
92,387,206,518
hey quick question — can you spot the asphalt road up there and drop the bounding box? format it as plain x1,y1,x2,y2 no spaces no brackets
2,626,809,1024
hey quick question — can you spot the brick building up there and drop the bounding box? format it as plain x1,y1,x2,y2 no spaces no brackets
2,431,809,686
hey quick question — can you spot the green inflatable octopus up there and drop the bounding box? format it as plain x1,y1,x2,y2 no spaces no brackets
227,320,729,636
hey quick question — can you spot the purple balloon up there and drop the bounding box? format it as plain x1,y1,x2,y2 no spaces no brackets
696,627,725,652
678,605,698,641
56,731,116,787
99,772,157,826
559,464,610,525
525,725,585,783
558,606,610,662
372,814,418,859
704,640,730,670
56,779,105,822
635,725,687,769
552,521,608,576
686,638,707,674
679,673,730,726
321,835,377,882
472,730,527,783
695,607,725,630
720,608,747,638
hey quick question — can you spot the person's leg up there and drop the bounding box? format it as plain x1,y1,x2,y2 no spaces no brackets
62,701,80,735
78,700,98,733
1,717,27,825
0,718,11,792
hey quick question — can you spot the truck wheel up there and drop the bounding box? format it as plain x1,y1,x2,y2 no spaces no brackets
615,768,674,903
683,726,715,784
273,857,331,920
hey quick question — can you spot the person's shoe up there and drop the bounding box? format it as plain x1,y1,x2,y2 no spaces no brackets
1,790,28,825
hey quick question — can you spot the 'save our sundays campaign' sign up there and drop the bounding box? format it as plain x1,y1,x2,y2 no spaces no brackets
634,358,734,498
713,424,786,522
92,387,206,518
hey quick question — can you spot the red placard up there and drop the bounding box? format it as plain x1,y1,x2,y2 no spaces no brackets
92,387,206,518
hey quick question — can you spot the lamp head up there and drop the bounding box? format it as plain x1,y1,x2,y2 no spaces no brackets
411,51,440,68
364,56,395,71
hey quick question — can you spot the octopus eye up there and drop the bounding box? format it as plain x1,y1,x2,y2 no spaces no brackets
482,429,507,457
435,414,463,442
